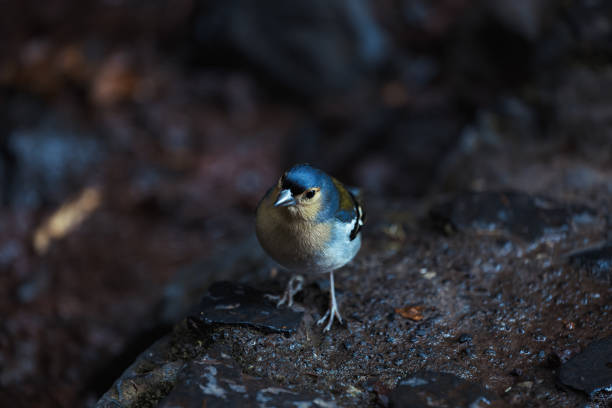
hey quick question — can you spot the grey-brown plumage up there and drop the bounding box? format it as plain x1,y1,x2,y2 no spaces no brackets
256,164,364,331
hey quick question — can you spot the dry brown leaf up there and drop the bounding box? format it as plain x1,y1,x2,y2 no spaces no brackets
395,305,425,321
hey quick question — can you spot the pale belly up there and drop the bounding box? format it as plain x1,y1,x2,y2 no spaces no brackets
256,204,361,272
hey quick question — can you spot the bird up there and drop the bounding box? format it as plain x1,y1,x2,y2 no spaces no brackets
255,164,364,331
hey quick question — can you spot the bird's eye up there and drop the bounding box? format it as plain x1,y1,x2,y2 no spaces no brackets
305,190,316,199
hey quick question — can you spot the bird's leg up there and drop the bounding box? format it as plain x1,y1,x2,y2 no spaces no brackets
274,275,304,308
317,271,343,331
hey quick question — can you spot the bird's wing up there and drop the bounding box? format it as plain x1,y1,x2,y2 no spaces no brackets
332,178,365,241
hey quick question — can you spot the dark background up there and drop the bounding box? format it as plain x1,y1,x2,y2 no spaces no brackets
0,0,610,406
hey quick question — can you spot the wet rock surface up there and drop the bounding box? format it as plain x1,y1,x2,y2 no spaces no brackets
189,281,303,335
96,323,337,408
97,184,611,407
96,336,186,408
159,343,335,408
558,337,612,396
388,371,504,408
429,191,593,241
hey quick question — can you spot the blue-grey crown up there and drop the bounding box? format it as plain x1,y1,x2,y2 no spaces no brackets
283,164,326,191
282,164,338,219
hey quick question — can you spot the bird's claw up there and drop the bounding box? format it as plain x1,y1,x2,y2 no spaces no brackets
316,306,343,332
271,275,304,308
317,271,343,331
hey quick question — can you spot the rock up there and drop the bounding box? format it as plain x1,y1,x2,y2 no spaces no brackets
558,336,612,396
567,243,612,283
96,277,305,408
389,371,504,408
96,336,186,408
96,314,331,408
429,191,593,240
159,343,335,408
189,281,303,335
94,183,611,407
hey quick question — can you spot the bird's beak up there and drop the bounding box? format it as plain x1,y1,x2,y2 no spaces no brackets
274,189,296,207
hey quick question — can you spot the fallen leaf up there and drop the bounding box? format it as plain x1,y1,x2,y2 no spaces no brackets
395,305,425,321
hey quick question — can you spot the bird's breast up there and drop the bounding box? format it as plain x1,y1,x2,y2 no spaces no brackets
256,199,332,271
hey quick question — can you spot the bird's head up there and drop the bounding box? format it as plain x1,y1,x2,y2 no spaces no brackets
273,164,332,220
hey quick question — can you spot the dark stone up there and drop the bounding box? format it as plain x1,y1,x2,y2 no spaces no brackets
95,336,187,408
429,191,593,240
567,243,612,283
458,333,473,344
190,281,303,334
389,371,504,408
159,343,332,408
558,337,612,396
97,334,335,408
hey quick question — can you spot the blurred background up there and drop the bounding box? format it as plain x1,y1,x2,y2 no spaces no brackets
0,0,611,406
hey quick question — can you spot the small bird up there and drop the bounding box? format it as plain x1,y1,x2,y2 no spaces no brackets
256,164,364,331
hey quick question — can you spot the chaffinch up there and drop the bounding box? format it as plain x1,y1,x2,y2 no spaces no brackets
256,164,364,331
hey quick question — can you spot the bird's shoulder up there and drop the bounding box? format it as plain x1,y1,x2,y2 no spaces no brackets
331,177,365,240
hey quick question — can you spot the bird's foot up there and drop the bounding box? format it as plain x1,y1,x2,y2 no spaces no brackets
316,270,343,331
267,275,304,308
317,304,343,332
